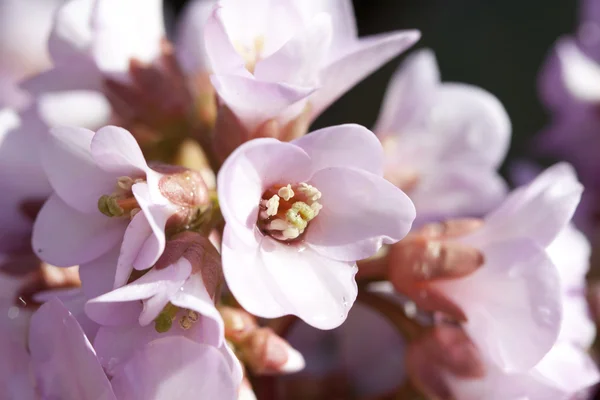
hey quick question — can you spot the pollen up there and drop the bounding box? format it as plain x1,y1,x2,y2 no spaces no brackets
258,182,323,242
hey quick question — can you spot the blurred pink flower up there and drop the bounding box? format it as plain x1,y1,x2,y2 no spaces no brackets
31,126,182,295
23,0,165,94
218,124,415,329
0,0,63,109
0,91,110,254
86,257,224,348
178,0,419,131
28,298,239,399
431,163,582,372
375,49,511,222
445,225,599,400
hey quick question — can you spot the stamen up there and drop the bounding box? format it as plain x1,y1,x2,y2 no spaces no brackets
266,195,280,216
98,195,124,217
278,184,294,201
117,176,135,191
258,182,323,242
154,303,179,333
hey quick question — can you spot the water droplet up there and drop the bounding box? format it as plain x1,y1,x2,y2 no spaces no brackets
342,296,348,308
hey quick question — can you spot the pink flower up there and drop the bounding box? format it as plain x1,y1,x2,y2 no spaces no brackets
23,0,165,94
218,124,416,329
0,92,110,254
445,225,599,400
0,0,63,109
28,298,239,399
31,125,206,296
180,0,419,131
430,163,583,372
375,49,510,222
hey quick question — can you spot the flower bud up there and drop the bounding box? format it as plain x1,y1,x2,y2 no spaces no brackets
238,327,305,375
220,306,258,344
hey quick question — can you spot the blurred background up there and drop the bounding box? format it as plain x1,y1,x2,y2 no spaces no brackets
166,0,577,170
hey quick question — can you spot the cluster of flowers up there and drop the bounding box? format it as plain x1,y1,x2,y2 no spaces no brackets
0,0,599,399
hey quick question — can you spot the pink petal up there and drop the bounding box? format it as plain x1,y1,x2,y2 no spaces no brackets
110,337,237,399
222,228,358,329
175,0,215,74
34,287,100,342
254,13,332,87
29,298,116,400
292,124,384,175
210,74,315,130
374,48,440,135
80,244,120,298
34,91,112,132
90,125,148,176
430,83,511,169
292,0,357,56
94,316,222,377
217,138,311,244
433,239,562,372
555,37,600,102
533,343,599,394
468,163,583,249
32,193,126,267
131,182,172,271
305,167,415,261
0,302,35,400
204,7,251,76
85,259,191,326
170,271,225,347
114,211,153,288
309,30,420,120
92,0,164,75
47,0,94,63
408,164,507,223
20,63,103,94
220,342,244,387
40,126,116,213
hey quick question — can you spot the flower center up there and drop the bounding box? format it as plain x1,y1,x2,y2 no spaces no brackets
257,183,323,242
155,303,201,333
234,36,265,74
97,176,143,219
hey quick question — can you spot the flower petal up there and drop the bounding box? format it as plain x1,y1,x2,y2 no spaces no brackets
110,337,237,400
374,48,440,135
409,164,507,223
20,63,103,94
47,0,93,63
131,182,172,271
29,298,116,400
210,74,315,130
429,83,511,169
309,30,420,120
433,239,562,372
467,163,583,249
40,126,116,213
217,138,311,244
170,271,225,347
90,125,148,177
254,13,332,87
80,243,120,299
32,193,125,267
555,37,600,102
305,167,415,261
292,124,383,175
92,0,164,75
113,211,153,288
292,0,357,55
204,7,251,76
175,0,215,74
85,259,191,326
222,228,358,330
